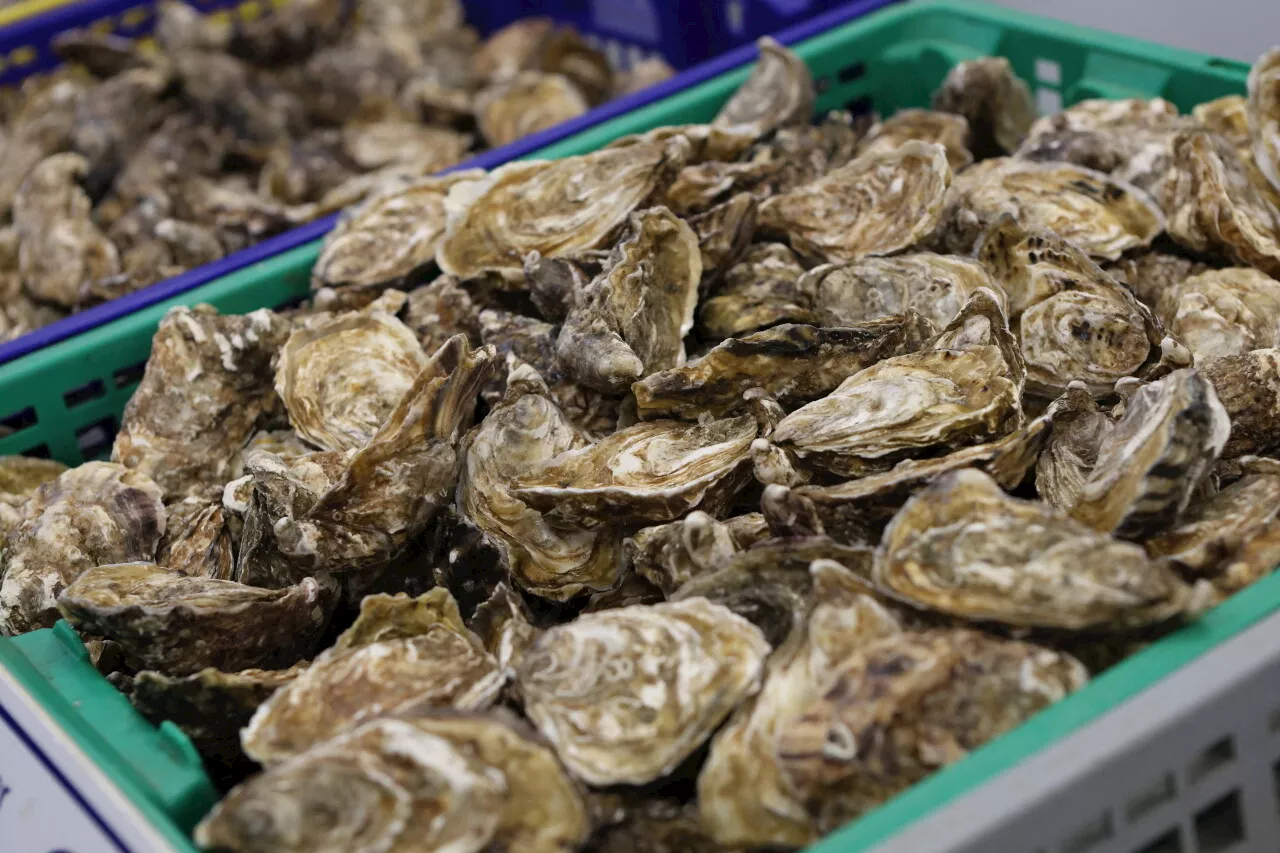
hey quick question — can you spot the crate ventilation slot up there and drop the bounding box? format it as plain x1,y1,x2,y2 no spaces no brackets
63,379,106,409
75,417,117,459
1193,790,1244,853
1126,772,1178,822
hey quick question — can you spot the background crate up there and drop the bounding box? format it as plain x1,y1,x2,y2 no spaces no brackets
4,3,1274,853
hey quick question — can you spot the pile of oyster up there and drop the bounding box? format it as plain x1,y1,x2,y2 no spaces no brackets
5,36,1280,853
0,0,670,343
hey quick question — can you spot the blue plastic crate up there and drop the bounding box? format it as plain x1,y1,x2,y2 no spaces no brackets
0,0,898,369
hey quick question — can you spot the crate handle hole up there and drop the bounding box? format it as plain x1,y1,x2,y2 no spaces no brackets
1126,772,1177,822
1193,790,1245,853
75,417,117,460
1132,828,1183,853
1036,87,1063,116
1060,809,1113,853
0,405,37,434
1035,58,1062,86
63,379,106,409
838,61,866,84
845,94,874,116
20,443,52,459
113,361,148,390
1188,736,1236,785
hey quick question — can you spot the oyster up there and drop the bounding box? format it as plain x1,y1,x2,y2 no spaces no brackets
523,250,590,323
774,629,1087,835
311,170,483,294
1107,248,1213,307
113,306,289,499
857,109,973,170
713,37,814,141
275,310,429,453
56,562,330,675
436,139,687,280
793,253,1005,331
458,362,621,600
634,318,930,420
402,273,481,353
556,207,701,393
876,469,1193,629
0,456,67,505
475,72,589,148
698,560,902,848
469,582,538,674
1202,348,1280,458
931,57,1035,157
1154,267,1280,364
699,243,821,339
1249,48,1280,193
1194,95,1251,147
0,463,164,636
516,598,769,785
1218,517,1280,595
1071,369,1230,539
199,712,589,853
771,289,1024,478
242,589,503,764
758,140,952,265
1035,382,1116,511
1163,130,1280,276
512,415,757,528
937,158,1165,258
625,511,742,596
591,798,734,853
156,494,234,580
688,193,758,286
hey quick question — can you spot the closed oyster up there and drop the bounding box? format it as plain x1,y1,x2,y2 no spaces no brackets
634,318,929,420
1071,369,1230,539
311,170,483,293
857,109,973,170
0,463,164,636
275,310,429,453
669,549,816,650
436,139,687,280
523,250,590,323
937,158,1165,258
113,306,289,499
758,140,952,265
156,494,234,580
626,511,742,596
458,362,621,600
475,71,589,148
713,37,813,141
401,273,481,353
699,561,902,848
242,589,502,764
772,289,1024,478
339,122,471,173
794,253,1005,331
977,217,1164,396
516,598,769,785
556,207,701,393
1195,95,1252,147
877,469,1193,629
931,57,1035,157
775,630,1086,835
1218,517,1280,595
56,562,330,675
1035,382,1116,511
1155,267,1280,364
512,415,757,528
1249,48,1280,193
1107,248,1214,307
1202,348,1280,458
199,712,589,853
1163,130,1280,276
688,193,758,287
0,456,67,504
469,582,538,674
699,243,820,339
0,74,87,219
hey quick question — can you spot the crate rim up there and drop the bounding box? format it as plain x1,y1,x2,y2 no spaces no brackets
0,0,903,367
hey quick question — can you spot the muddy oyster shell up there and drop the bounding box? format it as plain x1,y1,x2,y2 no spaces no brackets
156,494,234,580
1203,348,1280,458
516,598,769,785
774,629,1087,835
772,289,1024,478
1155,267,1280,364
458,363,621,600
112,306,288,499
0,462,165,636
475,71,588,148
436,139,687,280
625,511,741,596
713,37,813,141
699,243,820,339
242,589,502,764
276,310,429,453
311,170,483,293
56,562,330,675
877,468,1193,629
512,415,757,528
857,109,973,170
200,711,589,853
758,140,952,265
1163,130,1280,277
556,207,701,394
1035,382,1116,511
698,560,902,848
1250,48,1280,193
1071,369,1230,540
931,57,1034,157
634,318,931,420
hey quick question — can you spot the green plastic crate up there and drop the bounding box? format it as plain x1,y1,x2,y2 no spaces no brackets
3,2,1273,852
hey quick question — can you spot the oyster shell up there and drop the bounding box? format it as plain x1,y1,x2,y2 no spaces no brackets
469,582,539,674
1035,382,1117,511
436,139,687,280
1218,516,1280,595
0,456,67,505
199,712,589,853
516,598,769,785
156,494,234,580
401,273,481,353
113,305,289,499
591,798,734,853
688,193,758,287
1202,348,1280,458
876,469,1193,629
698,560,902,848
625,511,742,596
774,629,1086,835
556,207,701,394
857,109,973,170
1154,267,1280,364
242,589,503,764
699,243,819,339
1249,48,1280,193
458,362,621,600
1107,248,1213,307
0,462,165,636
475,71,589,148
1071,369,1230,539
758,140,952,265
512,415,757,528
713,37,814,141
1194,95,1251,147
56,562,331,675
931,57,1035,157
